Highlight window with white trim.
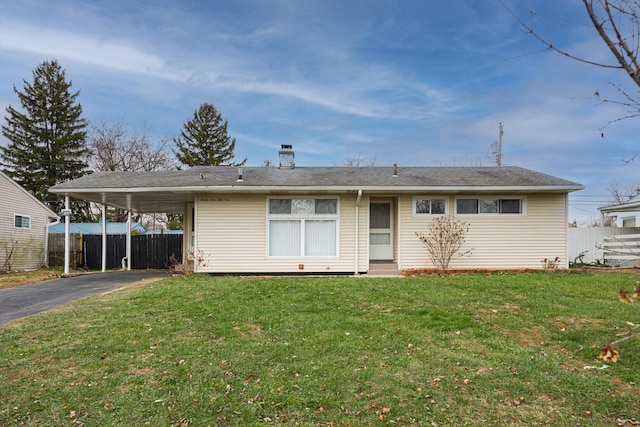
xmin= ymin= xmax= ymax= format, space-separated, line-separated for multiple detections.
xmin=268 ymin=198 xmax=338 ymax=257
xmin=455 ymin=198 xmax=523 ymax=215
xmin=14 ymin=214 xmax=31 ymax=229
xmin=622 ymin=216 xmax=636 ymax=227
xmin=413 ymin=197 xmax=447 ymax=216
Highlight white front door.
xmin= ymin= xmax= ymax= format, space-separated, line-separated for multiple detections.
xmin=369 ymin=201 xmax=393 ymax=260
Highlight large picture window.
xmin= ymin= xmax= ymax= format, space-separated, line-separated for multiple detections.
xmin=455 ymin=198 xmax=524 ymax=215
xmin=268 ymin=198 xmax=338 ymax=257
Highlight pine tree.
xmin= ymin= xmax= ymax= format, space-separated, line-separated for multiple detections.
xmin=173 ymin=103 xmax=245 ymax=167
xmin=1 ymin=60 xmax=91 ymax=218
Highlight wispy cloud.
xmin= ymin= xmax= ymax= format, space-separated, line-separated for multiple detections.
xmin=0 ymin=21 xmax=187 ymax=81
xmin=205 ymin=74 xmax=453 ymax=121
xmin=0 ymin=18 xmax=455 ymax=123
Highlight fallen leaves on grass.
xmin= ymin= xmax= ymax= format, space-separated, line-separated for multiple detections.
xmin=619 ymin=286 xmax=632 ymax=304
xmin=599 ymin=342 xmax=620 ymax=363
xmin=616 ymin=417 xmax=640 ymax=426
xmin=340 ymin=406 xmax=363 ymax=416
xmin=369 ymin=403 xmax=391 ymax=420
xmin=602 ymin=279 xmax=639 ymax=360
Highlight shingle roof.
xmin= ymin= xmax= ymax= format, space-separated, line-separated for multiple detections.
xmin=52 ymin=166 xmax=581 ymax=190
xmin=49 ymin=166 xmax=583 ymax=213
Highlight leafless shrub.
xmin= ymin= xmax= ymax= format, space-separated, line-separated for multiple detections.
xmin=541 ymin=257 xmax=561 ymax=269
xmin=415 ymin=215 xmax=473 ymax=270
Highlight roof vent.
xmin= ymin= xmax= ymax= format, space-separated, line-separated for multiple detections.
xmin=237 ymin=167 xmax=243 ymax=182
xmin=393 ymin=163 xmax=398 ymax=177
xmin=279 ymin=144 xmax=295 ymax=169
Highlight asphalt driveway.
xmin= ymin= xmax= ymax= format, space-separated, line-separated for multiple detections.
xmin=0 ymin=270 xmax=170 ymax=326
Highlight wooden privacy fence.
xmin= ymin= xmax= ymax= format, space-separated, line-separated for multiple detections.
xmin=48 ymin=233 xmax=182 ymax=270
xmin=47 ymin=233 xmax=83 ymax=268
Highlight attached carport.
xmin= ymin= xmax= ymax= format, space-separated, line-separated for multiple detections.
xmin=50 ymin=171 xmax=195 ymax=275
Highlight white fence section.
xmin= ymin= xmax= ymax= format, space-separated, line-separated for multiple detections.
xmin=568 ymin=227 xmax=640 ymax=265
xmin=601 ymin=233 xmax=640 ymax=267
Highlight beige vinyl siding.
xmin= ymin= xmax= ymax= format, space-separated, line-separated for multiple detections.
xmin=196 ymin=193 xmax=363 ymax=273
xmin=0 ymin=175 xmax=54 ymax=271
xmin=399 ymin=193 xmax=569 ymax=269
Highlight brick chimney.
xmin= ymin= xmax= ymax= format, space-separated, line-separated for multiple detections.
xmin=279 ymin=144 xmax=295 ymax=169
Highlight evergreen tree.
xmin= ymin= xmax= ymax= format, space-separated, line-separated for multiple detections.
xmin=173 ymin=103 xmax=245 ymax=167
xmin=1 ymin=60 xmax=91 ymax=218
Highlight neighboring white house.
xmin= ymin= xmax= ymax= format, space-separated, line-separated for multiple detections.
xmin=599 ymin=197 xmax=640 ymax=227
xmin=0 ymin=171 xmax=58 ymax=271
xmin=593 ymin=198 xmax=640 ymax=267
xmin=50 ymin=146 xmax=583 ymax=274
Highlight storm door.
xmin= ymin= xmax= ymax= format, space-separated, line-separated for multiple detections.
xmin=369 ymin=201 xmax=393 ymax=260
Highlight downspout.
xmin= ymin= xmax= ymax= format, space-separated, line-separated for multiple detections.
xmin=355 ymin=189 xmax=363 ymax=275
xmin=123 ymin=211 xmax=132 ymax=270
xmin=121 ymin=221 xmax=128 ymax=269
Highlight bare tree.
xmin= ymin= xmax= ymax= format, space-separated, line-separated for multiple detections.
xmin=501 ymin=0 xmax=640 ymax=126
xmin=608 ymin=182 xmax=640 ymax=204
xmin=344 ymin=155 xmax=376 ymax=167
xmin=585 ymin=215 xmax=617 ymax=227
xmin=89 ymin=121 xmax=175 ymax=225
xmin=89 ymin=121 xmax=175 ymax=173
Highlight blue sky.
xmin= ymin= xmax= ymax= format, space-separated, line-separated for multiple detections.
xmin=0 ymin=0 xmax=638 ymax=224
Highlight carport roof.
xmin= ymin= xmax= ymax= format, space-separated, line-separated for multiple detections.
xmin=49 ymin=165 xmax=583 ymax=213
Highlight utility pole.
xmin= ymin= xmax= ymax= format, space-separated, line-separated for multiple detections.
xmin=497 ymin=122 xmax=503 ymax=166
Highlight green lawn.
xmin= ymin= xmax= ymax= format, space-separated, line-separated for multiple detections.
xmin=1 ymin=272 xmax=638 ymax=426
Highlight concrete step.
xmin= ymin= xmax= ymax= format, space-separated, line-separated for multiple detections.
xmin=367 ymin=261 xmax=402 ymax=276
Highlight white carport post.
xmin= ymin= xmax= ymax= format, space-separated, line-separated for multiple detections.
xmin=101 ymin=205 xmax=107 ymax=272
xmin=126 ymin=211 xmax=132 ymax=271
xmin=64 ymin=196 xmax=70 ymax=275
